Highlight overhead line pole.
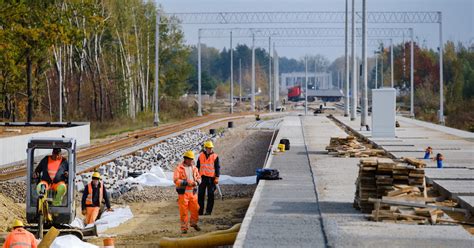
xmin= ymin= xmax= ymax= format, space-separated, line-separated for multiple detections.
xmin=438 ymin=12 xmax=445 ymax=124
xmin=269 ymin=36 xmax=272 ymax=112
xmin=197 ymin=28 xmax=203 ymax=116
xmin=361 ymin=0 xmax=368 ymax=127
xmin=350 ymin=0 xmax=357 ymax=121
xmin=305 ymin=56 xmax=308 ymax=116
xmin=410 ymin=28 xmax=415 ymax=117
xmin=230 ymin=31 xmax=234 ymax=114
xmin=344 ymin=0 xmax=350 ymax=117
xmin=390 ymin=38 xmax=394 ymax=88
xmin=154 ymin=12 xmax=160 ymax=126
xmin=251 ymin=33 xmax=256 ymax=112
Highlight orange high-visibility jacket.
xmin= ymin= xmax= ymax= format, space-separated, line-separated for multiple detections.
xmin=2 ymin=228 xmax=37 ymax=248
xmin=173 ymin=163 xmax=201 ymax=192
xmin=85 ymin=182 xmax=103 ymax=206
xmin=198 ymin=152 xmax=218 ymax=177
xmin=47 ymin=157 xmax=62 ymax=181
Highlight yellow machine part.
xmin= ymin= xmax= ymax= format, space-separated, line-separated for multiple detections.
xmin=159 ymin=223 xmax=241 ymax=248
xmin=38 ymin=227 xmax=60 ymax=248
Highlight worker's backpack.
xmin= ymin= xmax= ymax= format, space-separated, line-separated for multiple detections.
xmin=256 ymin=168 xmax=282 ymax=183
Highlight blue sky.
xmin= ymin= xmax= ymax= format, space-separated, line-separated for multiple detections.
xmin=157 ymin=0 xmax=473 ymax=60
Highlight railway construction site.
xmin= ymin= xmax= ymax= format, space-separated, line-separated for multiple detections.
xmin=1 ymin=104 xmax=473 ymax=247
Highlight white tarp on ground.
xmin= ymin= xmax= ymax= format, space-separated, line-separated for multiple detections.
xmin=125 ymin=167 xmax=256 ymax=186
xmin=51 ymin=235 xmax=98 ymax=248
xmin=70 ymin=206 xmax=133 ymax=234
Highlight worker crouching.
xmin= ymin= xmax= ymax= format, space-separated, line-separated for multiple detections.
xmin=197 ymin=140 xmax=220 ymax=215
xmin=174 ymin=150 xmax=202 ymax=234
xmin=81 ymin=172 xmax=113 ymax=225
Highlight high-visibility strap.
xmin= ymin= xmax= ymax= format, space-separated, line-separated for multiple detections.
xmin=9 ymin=241 xmax=32 ymax=248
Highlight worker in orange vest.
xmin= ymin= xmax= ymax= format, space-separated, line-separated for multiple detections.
xmin=197 ymin=140 xmax=220 ymax=215
xmin=2 ymin=220 xmax=37 ymax=248
xmin=173 ymin=150 xmax=202 ymax=234
xmin=81 ymin=172 xmax=113 ymax=224
xmin=32 ymin=148 xmax=68 ymax=206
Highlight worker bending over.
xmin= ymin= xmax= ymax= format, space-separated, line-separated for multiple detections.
xmin=81 ymin=172 xmax=113 ymax=224
xmin=33 ymin=148 xmax=68 ymax=206
xmin=2 ymin=220 xmax=37 ymax=248
xmin=423 ymin=146 xmax=432 ymax=159
xmin=197 ymin=141 xmax=220 ymax=215
xmin=173 ymin=151 xmax=202 ymax=234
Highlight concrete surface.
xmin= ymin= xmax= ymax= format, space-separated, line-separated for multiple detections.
xmin=235 ymin=115 xmax=326 ymax=248
xmin=433 ymin=180 xmax=474 ymax=197
xmin=303 ymin=115 xmax=474 ymax=247
xmin=425 ymin=168 xmax=474 ymax=184
xmin=457 ymin=196 xmax=474 ymax=214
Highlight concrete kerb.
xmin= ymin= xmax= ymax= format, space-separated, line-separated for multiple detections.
xmin=233 ymin=118 xmax=284 ymax=248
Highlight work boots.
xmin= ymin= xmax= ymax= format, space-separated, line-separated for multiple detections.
xmin=191 ymin=224 xmax=201 ymax=231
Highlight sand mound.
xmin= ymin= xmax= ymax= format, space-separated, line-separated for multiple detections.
xmin=0 ymin=193 xmax=25 ymax=232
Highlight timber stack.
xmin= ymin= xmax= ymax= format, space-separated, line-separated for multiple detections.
xmin=326 ymin=136 xmax=386 ymax=158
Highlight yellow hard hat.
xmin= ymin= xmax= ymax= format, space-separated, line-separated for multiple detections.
xmin=12 ymin=220 xmax=24 ymax=228
xmin=183 ymin=150 xmax=195 ymax=160
xmin=204 ymin=141 xmax=214 ymax=149
xmin=92 ymin=172 xmax=101 ymax=179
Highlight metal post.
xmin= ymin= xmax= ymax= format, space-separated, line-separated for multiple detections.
xmin=375 ymin=52 xmax=378 ymax=89
xmin=344 ymin=0 xmax=350 ymax=117
xmin=230 ymin=31 xmax=233 ymax=114
xmin=239 ymin=59 xmax=242 ymax=102
xmin=438 ymin=12 xmax=445 ymax=124
xmin=197 ymin=29 xmax=203 ymax=116
xmin=268 ymin=36 xmax=272 ymax=112
xmin=350 ymin=0 xmax=357 ymax=121
xmin=390 ymin=38 xmax=394 ymax=88
xmin=361 ymin=0 xmax=368 ymax=126
xmin=410 ymin=28 xmax=415 ymax=117
xmin=154 ymin=12 xmax=160 ymax=126
xmin=251 ymin=33 xmax=256 ymax=112
xmin=273 ymin=43 xmax=278 ymax=112
xmin=381 ymin=44 xmax=384 ymax=87
xmin=305 ymin=56 xmax=308 ymax=115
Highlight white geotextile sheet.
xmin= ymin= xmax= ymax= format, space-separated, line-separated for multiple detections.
xmin=70 ymin=206 xmax=133 ymax=233
xmin=51 ymin=235 xmax=98 ymax=248
xmin=124 ymin=166 xmax=256 ymax=186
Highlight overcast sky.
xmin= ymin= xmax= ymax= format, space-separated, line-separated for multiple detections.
xmin=157 ymin=0 xmax=474 ymax=61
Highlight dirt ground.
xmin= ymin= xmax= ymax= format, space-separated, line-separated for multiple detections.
xmin=0 ymin=193 xmax=25 ymax=232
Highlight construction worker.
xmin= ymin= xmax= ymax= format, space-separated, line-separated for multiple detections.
xmin=197 ymin=140 xmax=220 ymax=215
xmin=173 ymin=150 xmax=202 ymax=234
xmin=32 ymin=148 xmax=68 ymax=206
xmin=2 ymin=220 xmax=37 ymax=248
xmin=423 ymin=146 xmax=433 ymax=159
xmin=81 ymin=172 xmax=113 ymax=225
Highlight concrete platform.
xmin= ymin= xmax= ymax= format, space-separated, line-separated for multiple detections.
xmin=457 ymin=196 xmax=474 ymax=214
xmin=332 ymin=114 xmax=474 ymax=219
xmin=433 ymin=180 xmax=474 ymax=197
xmin=425 ymin=168 xmax=474 ymax=184
xmin=236 ymin=114 xmax=474 ymax=247
xmin=235 ymin=115 xmax=326 ymax=247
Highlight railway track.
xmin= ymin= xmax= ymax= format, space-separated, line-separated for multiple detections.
xmin=0 ymin=113 xmax=250 ymax=181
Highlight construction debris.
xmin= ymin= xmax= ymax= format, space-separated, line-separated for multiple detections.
xmin=353 ymin=158 xmax=426 ymax=213
xmin=326 ymin=136 xmax=385 ymax=158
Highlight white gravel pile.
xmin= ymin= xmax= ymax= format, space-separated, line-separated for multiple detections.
xmin=76 ymin=130 xmax=221 ymax=198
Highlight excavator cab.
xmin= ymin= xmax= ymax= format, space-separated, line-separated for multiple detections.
xmin=24 ymin=137 xmax=98 ymax=239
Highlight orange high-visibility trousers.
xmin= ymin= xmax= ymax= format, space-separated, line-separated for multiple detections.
xmin=85 ymin=206 xmax=100 ymax=224
xmin=178 ymin=192 xmax=200 ymax=231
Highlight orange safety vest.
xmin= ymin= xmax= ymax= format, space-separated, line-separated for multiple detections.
xmin=173 ymin=163 xmax=201 ymax=192
xmin=3 ymin=228 xmax=37 ymax=248
xmin=198 ymin=152 xmax=218 ymax=177
xmin=47 ymin=156 xmax=62 ymax=181
xmin=85 ymin=182 xmax=103 ymax=206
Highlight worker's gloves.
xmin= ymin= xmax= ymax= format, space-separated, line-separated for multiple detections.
xmin=81 ymin=209 xmax=86 ymax=215
xmin=214 ymin=177 xmax=219 ymax=185
xmin=187 ymin=180 xmax=197 ymax=187
xmin=32 ymin=172 xmax=39 ymax=179
xmin=106 ymin=208 xmax=114 ymax=212
xmin=181 ymin=180 xmax=188 ymax=186
xmin=64 ymin=171 xmax=69 ymax=177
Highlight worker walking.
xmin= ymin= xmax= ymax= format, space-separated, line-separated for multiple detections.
xmin=173 ymin=151 xmax=202 ymax=234
xmin=423 ymin=146 xmax=432 ymax=159
xmin=32 ymin=148 xmax=68 ymax=206
xmin=81 ymin=172 xmax=113 ymax=225
xmin=2 ymin=220 xmax=37 ymax=248
xmin=197 ymin=140 xmax=220 ymax=215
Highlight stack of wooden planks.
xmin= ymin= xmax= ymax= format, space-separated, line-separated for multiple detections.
xmin=354 ymin=158 xmax=426 ymax=213
xmin=326 ymin=136 xmax=386 ymax=158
